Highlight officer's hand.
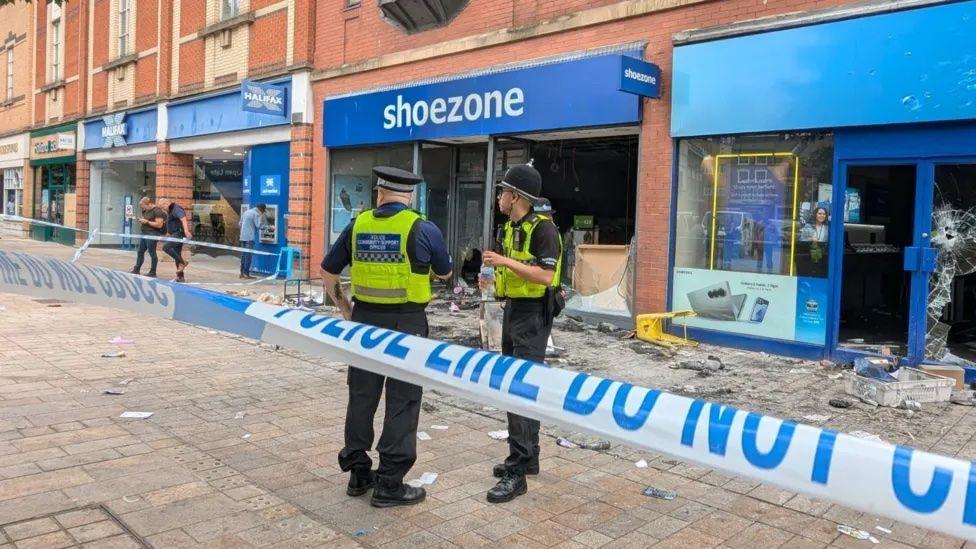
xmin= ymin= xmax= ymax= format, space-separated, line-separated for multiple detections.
xmin=482 ymin=251 xmax=505 ymax=267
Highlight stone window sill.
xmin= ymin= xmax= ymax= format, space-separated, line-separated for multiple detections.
xmin=102 ymin=53 xmax=138 ymax=72
xmin=199 ymin=12 xmax=256 ymax=39
xmin=40 ymin=80 xmax=65 ymax=93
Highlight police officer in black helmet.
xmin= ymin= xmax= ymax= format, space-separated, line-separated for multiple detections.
xmin=321 ymin=166 xmax=453 ymax=508
xmin=481 ymin=163 xmax=563 ymax=503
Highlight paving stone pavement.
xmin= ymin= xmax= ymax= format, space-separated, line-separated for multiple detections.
xmin=0 ymin=292 xmax=972 ymax=548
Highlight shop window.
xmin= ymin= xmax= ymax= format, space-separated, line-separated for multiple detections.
xmin=329 ymin=145 xmax=413 ymax=245
xmin=194 ymin=160 xmax=244 ymax=250
xmin=6 ymin=48 xmax=13 ymax=100
xmin=50 ymin=18 xmax=61 ymax=82
xmin=672 ymin=133 xmax=834 ymax=344
xmin=118 ymin=0 xmax=130 ymax=57
xmin=221 ymin=0 xmax=240 ymax=20
xmin=3 ymin=167 xmax=23 ymax=216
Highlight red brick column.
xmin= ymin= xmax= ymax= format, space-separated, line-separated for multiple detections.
xmin=155 ymin=142 xmax=194 ymax=206
xmin=74 ymin=152 xmax=90 ymax=244
xmin=288 ymin=124 xmax=314 ymax=279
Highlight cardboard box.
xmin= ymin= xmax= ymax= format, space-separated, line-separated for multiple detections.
xmin=920 ymin=364 xmax=966 ymax=390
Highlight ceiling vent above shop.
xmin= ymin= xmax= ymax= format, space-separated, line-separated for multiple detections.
xmin=379 ymin=0 xmax=469 ymax=34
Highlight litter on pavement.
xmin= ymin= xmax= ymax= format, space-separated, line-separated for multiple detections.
xmin=635 ymin=459 xmax=648 ymax=468
xmin=642 ymin=486 xmax=677 ymax=500
xmin=406 ymin=472 xmax=439 ymax=488
xmin=102 ymin=388 xmax=125 ymax=395
xmin=109 ymin=336 xmax=134 ymax=345
xmin=101 ymin=351 xmax=126 ymax=358
xmin=837 ymin=525 xmax=871 ymax=540
xmin=119 ymin=411 xmax=153 ymax=419
xmin=416 ymin=431 xmax=432 ymax=441
xmin=488 ymin=430 xmax=509 ymax=440
xmin=430 ymin=425 xmax=449 ymax=430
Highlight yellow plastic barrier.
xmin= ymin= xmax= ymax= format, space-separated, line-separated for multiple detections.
xmin=636 ymin=311 xmax=698 ymax=349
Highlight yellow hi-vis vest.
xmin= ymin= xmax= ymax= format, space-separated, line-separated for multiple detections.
xmin=350 ymin=208 xmax=432 ymax=305
xmin=495 ymin=213 xmax=563 ymax=299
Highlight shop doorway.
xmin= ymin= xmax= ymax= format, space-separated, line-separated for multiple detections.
xmin=835 ymin=159 xmax=976 ymax=365
xmin=34 ymin=164 xmax=76 ymax=246
xmin=837 ymin=165 xmax=917 ymax=357
xmin=420 ymin=143 xmax=489 ymax=284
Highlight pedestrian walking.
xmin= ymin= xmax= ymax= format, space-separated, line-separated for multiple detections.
xmin=481 ymin=163 xmax=564 ymax=503
xmin=320 ymin=166 xmax=453 ymax=508
xmin=239 ymin=203 xmax=267 ymax=279
xmin=158 ymin=198 xmax=192 ymax=283
xmin=130 ymin=197 xmax=166 ymax=277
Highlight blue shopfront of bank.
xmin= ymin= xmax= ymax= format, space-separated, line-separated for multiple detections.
xmin=169 ymin=79 xmax=292 ymax=275
xmin=669 ymin=0 xmax=976 ymax=371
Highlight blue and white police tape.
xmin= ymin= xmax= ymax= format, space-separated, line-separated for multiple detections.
xmin=1 ymin=249 xmax=975 ymax=541
xmin=0 ymin=214 xmax=277 ymax=256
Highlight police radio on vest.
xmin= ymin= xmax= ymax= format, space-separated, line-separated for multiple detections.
xmin=383 ymin=89 xmax=525 ymax=130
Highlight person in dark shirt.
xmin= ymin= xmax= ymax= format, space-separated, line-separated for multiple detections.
xmin=158 ymin=198 xmax=193 ymax=283
xmin=320 ymin=166 xmax=452 ymax=508
xmin=130 ymin=197 xmax=166 ymax=277
xmin=481 ymin=163 xmax=563 ymax=504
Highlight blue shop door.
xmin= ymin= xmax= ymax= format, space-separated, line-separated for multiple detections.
xmin=831 ymin=125 xmax=976 ymax=368
xmin=243 ymin=142 xmax=290 ymax=275
xmin=832 ymin=159 xmax=976 ymax=366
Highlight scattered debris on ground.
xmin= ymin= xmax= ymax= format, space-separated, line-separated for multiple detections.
xmin=642 ymin=486 xmax=677 ymax=500
xmin=101 ymin=351 xmax=126 ymax=358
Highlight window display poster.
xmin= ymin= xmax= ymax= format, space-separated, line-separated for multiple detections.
xmin=331 ymin=175 xmax=371 ymax=243
xmin=671 ymin=267 xmax=827 ymax=344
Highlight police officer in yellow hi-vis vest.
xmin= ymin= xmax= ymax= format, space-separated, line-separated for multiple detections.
xmin=481 ymin=163 xmax=563 ymax=503
xmin=320 ymin=166 xmax=453 ymax=508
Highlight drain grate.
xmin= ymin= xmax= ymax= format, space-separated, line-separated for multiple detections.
xmin=0 ymin=504 xmax=148 ymax=548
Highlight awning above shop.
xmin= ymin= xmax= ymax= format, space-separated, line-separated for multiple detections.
xmin=323 ymin=45 xmax=654 ymax=148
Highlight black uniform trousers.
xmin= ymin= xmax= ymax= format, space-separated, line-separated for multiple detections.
xmin=501 ymin=299 xmax=552 ymax=476
xmin=338 ymin=305 xmax=427 ymax=485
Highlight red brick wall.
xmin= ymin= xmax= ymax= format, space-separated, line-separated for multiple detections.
xmin=32 ymin=2 xmax=47 ymax=125
xmin=135 ymin=55 xmax=159 ymax=103
xmin=180 ymin=0 xmax=206 ymax=33
xmin=136 ymin=0 xmax=159 ymax=52
xmin=249 ymin=11 xmax=288 ymax=77
xmin=155 ymin=143 xmax=194 ymax=207
xmin=288 ymin=124 xmax=314 ymax=278
xmin=310 ymin=0 xmax=857 ymax=313
xmin=178 ymin=40 xmax=205 ymax=94
xmin=75 ymin=153 xmax=90 ymax=240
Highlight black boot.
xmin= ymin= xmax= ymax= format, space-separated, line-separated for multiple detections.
xmin=493 ymin=462 xmax=539 ymax=478
xmin=346 ymin=469 xmax=376 ymax=497
xmin=486 ymin=473 xmax=527 ymax=503
xmin=370 ymin=480 xmax=426 ymax=508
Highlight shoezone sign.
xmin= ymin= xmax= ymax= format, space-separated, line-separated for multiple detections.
xmin=2 ymin=250 xmax=976 ymax=541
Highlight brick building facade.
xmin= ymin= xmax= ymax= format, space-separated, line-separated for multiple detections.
xmin=8 ymin=0 xmax=971 ymax=364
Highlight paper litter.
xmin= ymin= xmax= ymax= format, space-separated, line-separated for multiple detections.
xmin=119 ymin=411 xmax=153 ymax=419
xmin=430 ymin=425 xmax=449 ymax=430
xmin=802 ymin=415 xmax=831 ymax=423
xmin=234 ymin=411 xmax=246 ymax=420
xmin=101 ymin=351 xmax=126 ymax=358
xmin=109 ymin=336 xmax=134 ymax=345
xmin=119 ymin=378 xmax=134 ymax=385
xmin=848 ymin=431 xmax=885 ymax=444
xmin=488 ymin=430 xmax=509 ymax=440
xmin=406 ymin=471 xmax=439 ymax=488
xmin=837 ymin=525 xmax=871 ymax=540
xmin=242 ymin=433 xmax=252 ymax=439
xmin=875 ymin=526 xmax=892 ymax=534
xmin=635 ymin=459 xmax=648 ymax=468
xmin=417 ymin=431 xmax=432 ymax=441
xmin=102 ymin=388 xmax=125 ymax=395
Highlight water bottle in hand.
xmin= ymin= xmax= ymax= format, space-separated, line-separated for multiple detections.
xmin=479 ymin=265 xmax=495 ymax=301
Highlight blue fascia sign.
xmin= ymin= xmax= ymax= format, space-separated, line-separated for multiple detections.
xmin=323 ymin=52 xmax=643 ymax=147
xmin=259 ymin=174 xmax=281 ymax=196
xmin=241 ymin=80 xmax=288 ymax=117
xmin=619 ymin=57 xmax=661 ymax=99
xmin=101 ymin=112 xmax=128 ymax=148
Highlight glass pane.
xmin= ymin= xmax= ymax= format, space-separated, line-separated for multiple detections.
xmin=421 ymin=144 xmax=451 ymax=245
xmin=329 ymin=145 xmax=413 ymax=245
xmin=193 ymin=160 xmax=244 ymax=251
xmin=928 ymin=163 xmax=976 ymax=362
xmin=838 ymin=165 xmax=916 ymax=356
